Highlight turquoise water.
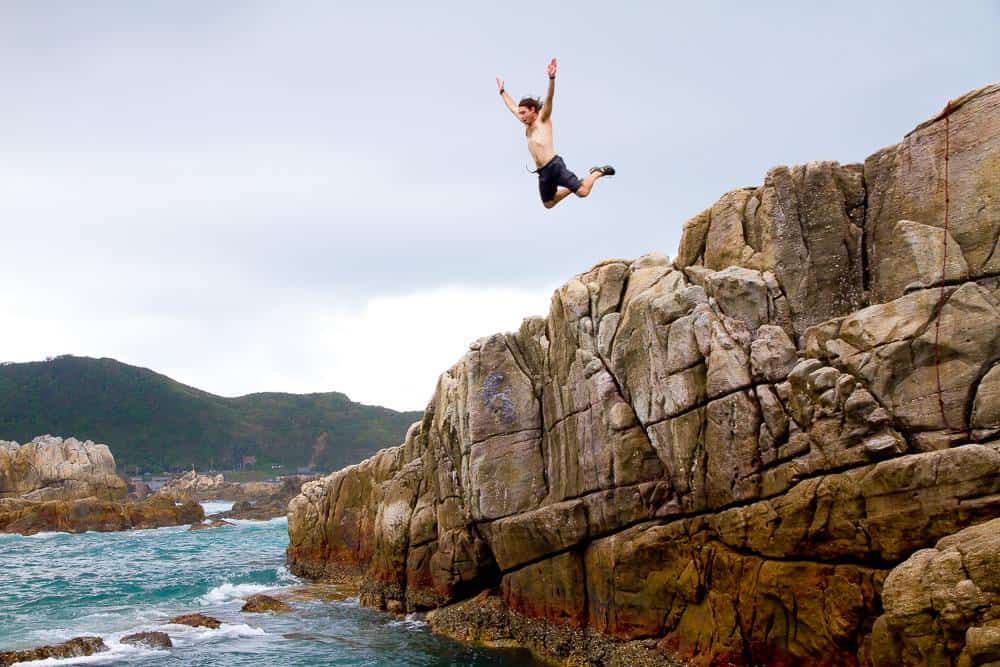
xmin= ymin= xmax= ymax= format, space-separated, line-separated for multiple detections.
xmin=0 ymin=502 xmax=542 ymax=666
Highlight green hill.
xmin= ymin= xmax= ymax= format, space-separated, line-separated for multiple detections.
xmin=0 ymin=356 xmax=423 ymax=473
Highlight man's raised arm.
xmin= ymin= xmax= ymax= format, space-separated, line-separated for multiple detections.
xmin=540 ymin=58 xmax=556 ymax=122
xmin=497 ymin=76 xmax=518 ymax=117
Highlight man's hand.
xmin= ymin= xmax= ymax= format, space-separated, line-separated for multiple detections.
xmin=496 ymin=76 xmax=505 ymax=93
xmin=546 ymin=58 xmax=557 ymax=79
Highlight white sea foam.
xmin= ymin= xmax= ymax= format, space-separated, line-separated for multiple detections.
xmin=274 ymin=565 xmax=299 ymax=584
xmin=200 ymin=501 xmax=234 ymax=515
xmin=163 ymin=621 xmax=267 ymax=645
xmin=197 ymin=581 xmax=274 ymax=605
xmin=228 ymin=516 xmax=288 ymax=527
xmin=388 ymin=613 xmax=429 ymax=631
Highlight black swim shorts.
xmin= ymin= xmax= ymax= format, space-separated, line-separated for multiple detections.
xmin=536 ymin=155 xmax=581 ymax=203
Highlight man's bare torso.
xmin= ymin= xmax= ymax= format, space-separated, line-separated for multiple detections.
xmin=526 ymin=119 xmax=555 ymax=168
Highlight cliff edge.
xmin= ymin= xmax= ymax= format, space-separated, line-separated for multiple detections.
xmin=287 ymin=84 xmax=1000 ymax=666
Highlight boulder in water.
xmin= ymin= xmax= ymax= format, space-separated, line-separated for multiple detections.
xmin=166 ymin=613 xmax=221 ymax=629
xmin=120 ymin=631 xmax=172 ymax=649
xmin=0 ymin=636 xmax=108 ymax=666
xmin=241 ymin=594 xmax=292 ymax=613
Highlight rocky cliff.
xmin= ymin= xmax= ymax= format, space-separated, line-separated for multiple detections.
xmin=0 ymin=435 xmax=126 ymax=502
xmin=0 ymin=435 xmax=203 ymax=534
xmin=286 ymin=84 xmax=1000 ymax=666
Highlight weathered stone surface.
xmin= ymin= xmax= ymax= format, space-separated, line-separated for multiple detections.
xmin=0 ymin=435 xmax=125 ymax=501
xmin=807 ymin=282 xmax=1000 ymax=432
xmin=870 ymin=518 xmax=1000 ymax=667
xmin=0 ymin=636 xmax=108 ymax=666
xmin=286 ymin=86 xmax=1000 ymax=667
xmin=675 ymin=162 xmax=866 ymax=336
xmin=0 ymin=488 xmax=204 ymax=535
xmin=866 ymin=84 xmax=1000 ymax=302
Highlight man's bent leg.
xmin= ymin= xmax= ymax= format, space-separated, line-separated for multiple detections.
xmin=543 ymin=187 xmax=575 ymax=209
xmin=575 ymin=170 xmax=605 ymax=198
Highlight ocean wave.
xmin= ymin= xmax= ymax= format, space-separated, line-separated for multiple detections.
xmin=196 ymin=581 xmax=274 ymax=605
xmin=164 ymin=621 xmax=268 ymax=645
xmin=25 ymin=531 xmax=67 ymax=539
xmin=227 ymin=516 xmax=288 ymax=527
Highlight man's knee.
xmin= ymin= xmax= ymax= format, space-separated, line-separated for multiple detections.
xmin=575 ymin=185 xmax=591 ymax=198
xmin=543 ymin=200 xmax=557 ymax=209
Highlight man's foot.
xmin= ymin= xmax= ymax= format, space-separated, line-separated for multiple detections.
xmin=589 ymin=165 xmax=616 ymax=176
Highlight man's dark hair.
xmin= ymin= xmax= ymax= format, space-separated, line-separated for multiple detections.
xmin=518 ymin=97 xmax=541 ymax=112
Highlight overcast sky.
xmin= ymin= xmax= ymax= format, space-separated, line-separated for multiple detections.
xmin=1 ymin=2 xmax=997 ymax=411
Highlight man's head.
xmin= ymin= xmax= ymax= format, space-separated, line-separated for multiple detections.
xmin=517 ymin=97 xmax=541 ymax=125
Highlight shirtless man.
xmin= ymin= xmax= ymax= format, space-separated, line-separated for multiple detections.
xmin=497 ymin=58 xmax=615 ymax=209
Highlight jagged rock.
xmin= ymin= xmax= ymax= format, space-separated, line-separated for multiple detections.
xmin=676 ymin=161 xmax=867 ymax=336
xmin=0 ymin=636 xmax=108 ymax=666
xmin=870 ymin=518 xmax=1000 ymax=667
xmin=120 ymin=631 xmax=172 ymax=649
xmin=158 ymin=470 xmax=234 ymax=502
xmin=286 ymin=86 xmax=1000 ymax=667
xmin=0 ymin=435 xmax=126 ymax=501
xmin=241 ymin=594 xmax=292 ymax=613
xmin=166 ymin=613 xmax=221 ymax=629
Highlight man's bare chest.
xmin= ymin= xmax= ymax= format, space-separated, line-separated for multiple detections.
xmin=526 ymin=123 xmax=552 ymax=146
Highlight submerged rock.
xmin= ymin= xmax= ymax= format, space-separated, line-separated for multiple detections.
xmin=0 ymin=636 xmax=108 ymax=666
xmin=241 ymin=594 xmax=292 ymax=613
xmin=120 ymin=631 xmax=172 ymax=649
xmin=166 ymin=613 xmax=221 ymax=629
xmin=286 ymin=85 xmax=1000 ymax=666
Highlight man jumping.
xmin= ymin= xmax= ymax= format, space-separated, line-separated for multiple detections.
xmin=497 ymin=58 xmax=615 ymax=209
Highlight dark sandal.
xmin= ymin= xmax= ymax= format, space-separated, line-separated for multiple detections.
xmin=589 ymin=165 xmax=616 ymax=176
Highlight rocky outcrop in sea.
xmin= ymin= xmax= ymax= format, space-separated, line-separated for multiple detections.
xmin=286 ymin=84 xmax=1000 ymax=666
xmin=0 ymin=435 xmax=203 ymax=534
xmin=161 ymin=470 xmax=317 ymax=520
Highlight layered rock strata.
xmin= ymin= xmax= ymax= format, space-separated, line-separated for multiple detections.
xmin=287 ymin=84 xmax=1000 ymax=666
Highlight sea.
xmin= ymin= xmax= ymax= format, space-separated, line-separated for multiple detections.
xmin=0 ymin=501 xmax=544 ymax=666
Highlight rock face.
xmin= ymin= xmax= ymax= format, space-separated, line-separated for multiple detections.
xmin=870 ymin=517 xmax=1000 ymax=667
xmin=0 ymin=435 xmax=204 ymax=534
xmin=287 ymin=85 xmax=1000 ymax=666
xmin=0 ymin=435 xmax=126 ymax=501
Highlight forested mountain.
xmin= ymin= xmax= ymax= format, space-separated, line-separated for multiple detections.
xmin=0 ymin=356 xmax=422 ymax=473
